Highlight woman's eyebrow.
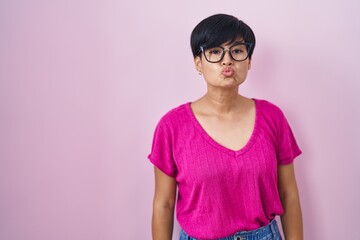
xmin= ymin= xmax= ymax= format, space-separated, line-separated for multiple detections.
xmin=221 ymin=40 xmax=245 ymax=47
xmin=232 ymin=40 xmax=246 ymax=45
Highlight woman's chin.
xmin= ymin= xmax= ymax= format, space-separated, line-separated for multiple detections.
xmin=221 ymin=77 xmax=243 ymax=87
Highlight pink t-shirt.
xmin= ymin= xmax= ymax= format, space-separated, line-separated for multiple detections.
xmin=148 ymin=98 xmax=302 ymax=239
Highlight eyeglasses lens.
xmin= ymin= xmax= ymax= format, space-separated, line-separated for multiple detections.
xmin=203 ymin=44 xmax=250 ymax=63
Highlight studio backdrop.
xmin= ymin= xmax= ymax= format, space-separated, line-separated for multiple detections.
xmin=0 ymin=0 xmax=359 ymax=239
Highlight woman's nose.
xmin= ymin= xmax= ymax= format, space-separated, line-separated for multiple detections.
xmin=221 ymin=49 xmax=233 ymax=65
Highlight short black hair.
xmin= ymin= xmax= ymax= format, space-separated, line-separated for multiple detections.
xmin=190 ymin=14 xmax=256 ymax=59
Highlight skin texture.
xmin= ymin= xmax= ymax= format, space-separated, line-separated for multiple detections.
xmin=152 ymin=167 xmax=177 ymax=240
xmin=278 ymin=163 xmax=304 ymax=240
xmin=151 ymin=41 xmax=303 ymax=240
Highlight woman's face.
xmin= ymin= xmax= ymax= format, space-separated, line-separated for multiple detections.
xmin=194 ymin=40 xmax=252 ymax=89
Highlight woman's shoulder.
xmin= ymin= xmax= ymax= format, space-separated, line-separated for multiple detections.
xmin=162 ymin=102 xmax=190 ymax=119
xmin=156 ymin=102 xmax=191 ymax=128
xmin=254 ymin=98 xmax=286 ymax=119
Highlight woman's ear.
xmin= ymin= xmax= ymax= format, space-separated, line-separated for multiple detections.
xmin=194 ymin=56 xmax=202 ymax=74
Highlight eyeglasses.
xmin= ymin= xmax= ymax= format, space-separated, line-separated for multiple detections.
xmin=200 ymin=43 xmax=253 ymax=63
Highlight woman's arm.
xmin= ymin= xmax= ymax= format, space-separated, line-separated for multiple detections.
xmin=278 ymin=163 xmax=303 ymax=240
xmin=152 ymin=166 xmax=177 ymax=240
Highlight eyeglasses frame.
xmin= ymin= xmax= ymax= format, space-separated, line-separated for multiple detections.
xmin=199 ymin=42 xmax=253 ymax=63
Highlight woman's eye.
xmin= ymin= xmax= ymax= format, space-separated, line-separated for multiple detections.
xmin=232 ymin=49 xmax=244 ymax=54
xmin=210 ymin=50 xmax=221 ymax=55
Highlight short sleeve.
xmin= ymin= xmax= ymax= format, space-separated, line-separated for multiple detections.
xmin=148 ymin=118 xmax=177 ymax=177
xmin=275 ymin=109 xmax=302 ymax=165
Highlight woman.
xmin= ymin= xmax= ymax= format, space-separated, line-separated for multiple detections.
xmin=149 ymin=14 xmax=303 ymax=240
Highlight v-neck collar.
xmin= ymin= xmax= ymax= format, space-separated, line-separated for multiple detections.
xmin=185 ymin=98 xmax=260 ymax=157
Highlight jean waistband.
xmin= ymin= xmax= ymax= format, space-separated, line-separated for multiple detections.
xmin=180 ymin=219 xmax=281 ymax=240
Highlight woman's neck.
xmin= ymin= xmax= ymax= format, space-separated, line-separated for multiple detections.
xmin=200 ymin=88 xmax=245 ymax=115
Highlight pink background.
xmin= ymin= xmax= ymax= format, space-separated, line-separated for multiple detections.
xmin=0 ymin=0 xmax=359 ymax=239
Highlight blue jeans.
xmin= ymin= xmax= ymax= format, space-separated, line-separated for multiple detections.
xmin=179 ymin=219 xmax=282 ymax=240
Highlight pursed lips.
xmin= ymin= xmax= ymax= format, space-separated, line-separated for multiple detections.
xmin=221 ymin=67 xmax=234 ymax=77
